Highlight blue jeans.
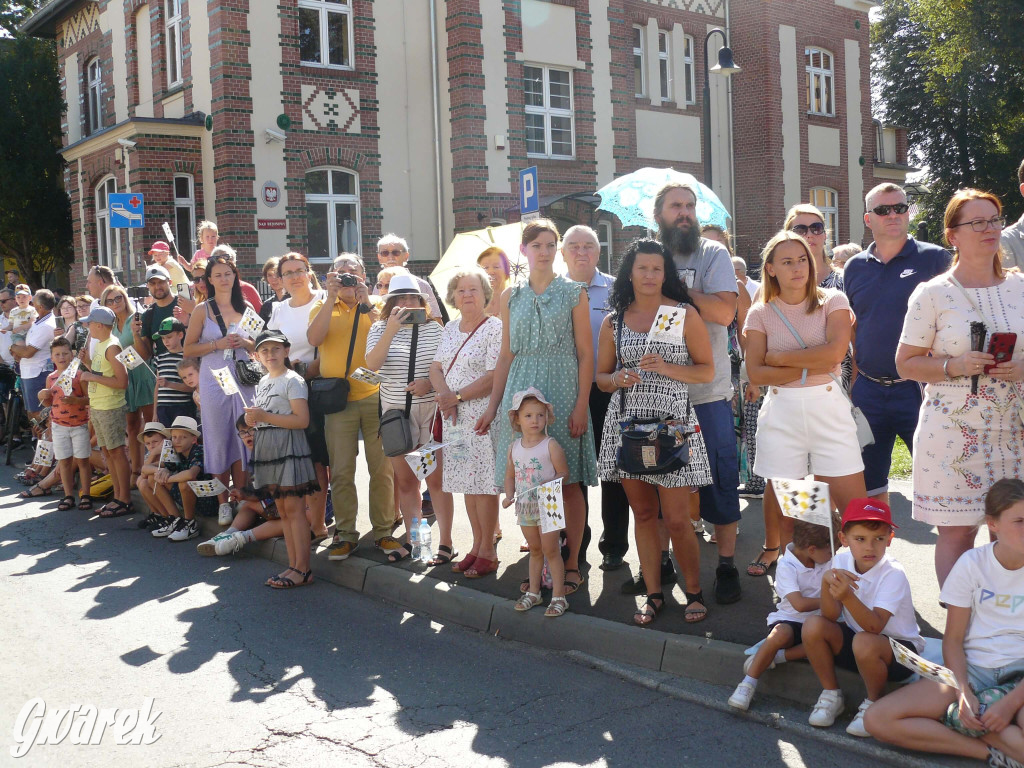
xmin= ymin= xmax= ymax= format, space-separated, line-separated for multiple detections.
xmin=695 ymin=398 xmax=742 ymax=525
xmin=851 ymin=377 xmax=923 ymax=496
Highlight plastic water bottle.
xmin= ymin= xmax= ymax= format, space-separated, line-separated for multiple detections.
xmin=418 ymin=517 xmax=432 ymax=562
xmin=409 ymin=517 xmax=421 ymax=560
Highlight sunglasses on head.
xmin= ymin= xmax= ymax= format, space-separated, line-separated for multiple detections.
xmin=871 ymin=203 xmax=909 ymax=216
xmin=791 ymin=222 xmax=825 ymax=236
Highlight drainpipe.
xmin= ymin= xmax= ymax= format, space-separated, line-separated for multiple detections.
xmin=429 ymin=0 xmax=445 ymax=259
xmin=725 ymin=0 xmax=738 ymax=245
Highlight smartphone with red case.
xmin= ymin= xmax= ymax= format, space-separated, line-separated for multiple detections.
xmin=985 ymin=332 xmax=1017 ymax=374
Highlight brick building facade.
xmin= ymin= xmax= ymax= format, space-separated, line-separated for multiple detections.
xmin=24 ymin=0 xmax=912 ymax=292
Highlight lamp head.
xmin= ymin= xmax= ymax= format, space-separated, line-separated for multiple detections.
xmin=711 ymin=46 xmax=741 ymax=77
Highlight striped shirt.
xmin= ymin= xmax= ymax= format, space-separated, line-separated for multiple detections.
xmin=365 ymin=320 xmax=443 ymax=408
xmin=153 ymin=350 xmax=191 ymax=405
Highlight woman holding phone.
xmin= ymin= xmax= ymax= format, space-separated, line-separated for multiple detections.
xmin=897 ymin=188 xmax=1024 ymax=587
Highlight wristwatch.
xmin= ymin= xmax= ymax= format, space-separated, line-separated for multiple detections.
xmin=455 ymin=390 xmax=463 ymax=402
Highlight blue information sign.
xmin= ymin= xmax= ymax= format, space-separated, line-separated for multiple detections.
xmin=108 ymin=193 xmax=145 ymax=229
xmin=519 ymin=166 xmax=539 ymax=216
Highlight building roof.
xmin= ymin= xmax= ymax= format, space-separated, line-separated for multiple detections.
xmin=60 ymin=114 xmax=206 ymax=161
xmin=19 ymin=0 xmax=83 ymax=37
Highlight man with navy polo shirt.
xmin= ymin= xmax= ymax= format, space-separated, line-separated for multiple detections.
xmin=844 ymin=182 xmax=950 ymax=506
xmin=655 ymin=182 xmax=742 ymax=604
xmin=563 ymin=224 xmax=627 ymax=570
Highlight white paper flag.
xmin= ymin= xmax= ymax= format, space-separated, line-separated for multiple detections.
xmin=187 ymin=478 xmax=228 ymax=497
xmin=115 ymin=345 xmax=145 ymax=370
xmin=159 ymin=439 xmax=176 ymax=466
xmin=161 ymin=221 xmax=175 ymax=244
xmin=890 ymin=638 xmax=960 ymax=689
xmin=32 ymin=439 xmax=54 ymax=467
xmin=211 ymin=366 xmax=240 ymax=396
xmin=647 ymin=305 xmax=686 ymax=347
xmin=238 ymin=306 xmax=265 ymax=338
xmin=350 ymin=366 xmax=382 ymax=385
xmin=538 ymin=478 xmax=565 ymax=534
xmin=775 ymin=477 xmax=833 ymax=528
xmin=405 ymin=447 xmax=440 ymax=480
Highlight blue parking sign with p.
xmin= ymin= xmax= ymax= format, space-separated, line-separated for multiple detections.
xmin=108 ymin=193 xmax=145 ymax=229
xmin=519 ymin=167 xmax=539 ymax=215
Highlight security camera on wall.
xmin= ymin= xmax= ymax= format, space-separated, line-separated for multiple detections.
xmin=117 ymin=138 xmax=137 ymax=149
xmin=265 ymin=128 xmax=286 ymax=144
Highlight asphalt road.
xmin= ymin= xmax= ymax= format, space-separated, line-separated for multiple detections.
xmin=0 ymin=470 xmax=905 ymax=768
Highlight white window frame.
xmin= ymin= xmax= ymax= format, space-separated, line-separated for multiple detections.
xmin=633 ymin=25 xmax=646 ymax=98
xmin=658 ymin=31 xmax=671 ymax=102
xmin=166 ymin=0 xmax=183 ymax=88
xmin=298 ymin=0 xmax=354 ymax=70
xmin=805 ymin=47 xmax=835 ymax=117
xmin=874 ymin=121 xmax=885 ymax=163
xmin=86 ymin=57 xmax=101 ymax=135
xmin=598 ymin=220 xmax=613 ymax=273
xmin=683 ymin=34 xmax=695 ymax=105
xmin=810 ymin=187 xmax=839 ymax=248
xmin=95 ymin=176 xmax=121 ymax=271
xmin=173 ymin=174 xmax=195 ymax=255
xmin=304 ymin=168 xmax=361 ymax=264
xmin=524 ymin=64 xmax=575 ymax=160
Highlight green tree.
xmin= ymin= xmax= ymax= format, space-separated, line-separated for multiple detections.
xmin=872 ymin=0 xmax=1024 ymax=229
xmin=0 ymin=1 xmax=72 ymax=288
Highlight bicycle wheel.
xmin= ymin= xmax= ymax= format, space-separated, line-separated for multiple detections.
xmin=5 ymin=393 xmax=22 ymax=466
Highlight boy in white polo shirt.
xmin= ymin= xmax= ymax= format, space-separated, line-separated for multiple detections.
xmin=728 ymin=520 xmax=835 ymax=711
xmin=802 ymin=498 xmax=923 ymax=736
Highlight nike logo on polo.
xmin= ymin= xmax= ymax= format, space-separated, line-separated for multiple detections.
xmin=900 ymin=269 xmax=916 ymax=278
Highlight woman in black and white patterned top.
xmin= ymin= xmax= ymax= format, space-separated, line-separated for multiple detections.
xmin=595 ymin=238 xmax=714 ymax=628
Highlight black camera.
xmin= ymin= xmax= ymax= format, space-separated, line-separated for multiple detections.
xmin=339 ymin=273 xmax=358 ymax=287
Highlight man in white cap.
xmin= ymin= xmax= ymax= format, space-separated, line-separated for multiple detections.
xmin=147 ymin=240 xmax=189 ymax=295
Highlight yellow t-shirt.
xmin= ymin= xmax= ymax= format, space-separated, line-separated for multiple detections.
xmin=88 ymin=335 xmax=127 ymax=410
xmin=308 ymin=297 xmax=378 ymax=402
xmin=160 ymin=260 xmax=189 ymax=295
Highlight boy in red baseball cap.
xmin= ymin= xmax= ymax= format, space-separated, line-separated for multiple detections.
xmin=801 ymin=498 xmax=924 ymax=737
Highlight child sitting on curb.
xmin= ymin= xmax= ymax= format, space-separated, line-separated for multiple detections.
xmin=197 ymin=416 xmax=283 ymax=557
xmin=150 ymin=416 xmax=207 ymax=542
xmin=802 ymin=499 xmax=923 ymax=736
xmin=729 ymin=518 xmax=836 ymax=711
xmin=136 ymin=422 xmax=178 ymax=531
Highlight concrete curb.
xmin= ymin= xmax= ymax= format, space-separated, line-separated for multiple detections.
xmin=197 ymin=516 xmax=867 ymax=708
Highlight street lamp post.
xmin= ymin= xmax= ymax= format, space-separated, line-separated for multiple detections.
xmin=702 ymin=28 xmax=741 ymax=190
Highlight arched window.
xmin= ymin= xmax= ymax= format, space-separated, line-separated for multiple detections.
xmin=304 ymin=168 xmax=360 ymax=263
xmin=86 ymin=57 xmax=102 ymax=134
xmin=810 ymin=187 xmax=839 ymax=248
xmin=95 ymin=176 xmax=121 ymax=269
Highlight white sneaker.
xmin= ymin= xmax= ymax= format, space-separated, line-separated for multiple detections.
xmin=214 ymin=530 xmax=246 ymax=555
xmin=168 ymin=518 xmax=199 ymax=542
xmin=197 ymin=531 xmax=235 ymax=556
xmin=846 ymin=699 xmax=872 ymax=737
xmin=151 ymin=517 xmax=179 ymax=538
xmin=218 ymin=502 xmax=234 ymax=525
xmin=728 ymin=680 xmax=757 ymax=711
xmin=808 ymin=689 xmax=845 ymax=727
xmin=743 ymin=653 xmax=775 ymax=676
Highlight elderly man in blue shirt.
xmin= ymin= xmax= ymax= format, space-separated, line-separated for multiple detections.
xmin=562 ymin=224 xmax=628 ymax=571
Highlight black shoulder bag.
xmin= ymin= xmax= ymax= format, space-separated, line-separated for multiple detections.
xmin=613 ymin=312 xmax=693 ymax=475
xmin=208 ymin=300 xmax=266 ymax=386
xmin=379 ymin=324 xmax=419 ymax=457
xmin=308 ymin=308 xmax=360 ymax=416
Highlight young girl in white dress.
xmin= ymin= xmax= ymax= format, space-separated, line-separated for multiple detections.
xmin=502 ymin=387 xmax=570 ymax=617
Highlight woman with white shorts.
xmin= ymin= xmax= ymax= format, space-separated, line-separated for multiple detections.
xmin=744 ymin=231 xmax=866 ymax=534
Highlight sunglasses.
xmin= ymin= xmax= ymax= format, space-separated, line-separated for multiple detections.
xmin=791 ymin=222 xmax=825 ymax=236
xmin=378 ymin=249 xmax=405 ymax=257
xmin=871 ymin=203 xmax=910 ymax=216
